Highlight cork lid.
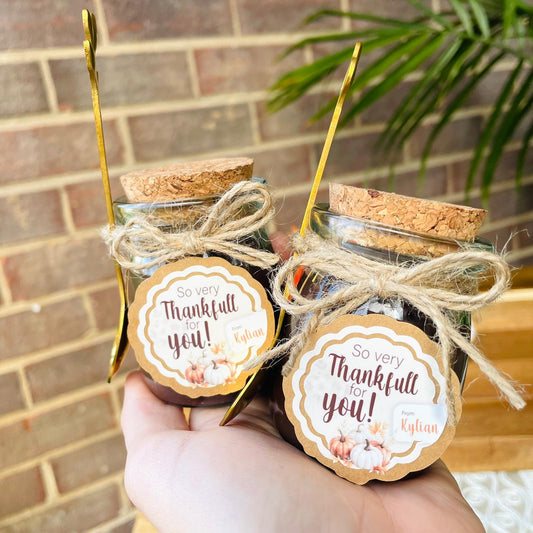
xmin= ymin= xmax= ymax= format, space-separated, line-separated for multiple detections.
xmin=329 ymin=183 xmax=487 ymax=242
xmin=120 ymin=157 xmax=254 ymax=203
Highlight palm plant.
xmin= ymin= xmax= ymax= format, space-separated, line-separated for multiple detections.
xmin=268 ymin=0 xmax=533 ymax=201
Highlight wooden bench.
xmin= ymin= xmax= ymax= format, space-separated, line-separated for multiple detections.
xmin=443 ymin=267 xmax=533 ymax=472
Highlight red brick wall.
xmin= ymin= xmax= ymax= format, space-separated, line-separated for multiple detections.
xmin=0 ymin=1 xmax=532 ymax=531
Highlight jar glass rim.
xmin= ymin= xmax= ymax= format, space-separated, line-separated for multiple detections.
xmin=114 ymin=194 xmax=217 ymax=217
xmin=113 ymin=176 xmax=267 ymax=223
xmin=310 ymin=204 xmax=493 ymax=259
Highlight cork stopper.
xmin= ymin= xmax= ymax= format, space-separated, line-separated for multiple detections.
xmin=120 ymin=157 xmax=254 ymax=203
xmin=329 ymin=184 xmax=487 ymax=258
xmin=330 ymin=184 xmax=486 ymax=241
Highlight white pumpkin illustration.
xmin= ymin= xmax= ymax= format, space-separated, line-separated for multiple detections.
xmin=352 ymin=424 xmax=370 ymax=444
xmin=350 ymin=440 xmax=384 ymax=471
xmin=197 ymin=349 xmax=214 ymax=368
xmin=203 ymin=360 xmax=232 ymax=386
xmin=214 ymin=357 xmax=237 ymax=378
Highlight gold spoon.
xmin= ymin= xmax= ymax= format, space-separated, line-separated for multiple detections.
xmin=82 ymin=9 xmax=129 ymax=381
xmin=220 ymin=42 xmax=363 ymax=425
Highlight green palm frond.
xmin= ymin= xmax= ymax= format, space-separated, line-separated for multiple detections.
xmin=268 ymin=0 xmax=533 ymax=201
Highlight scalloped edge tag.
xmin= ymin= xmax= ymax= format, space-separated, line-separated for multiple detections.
xmin=283 ymin=314 xmax=461 ymax=483
xmin=128 ymin=257 xmax=275 ymax=398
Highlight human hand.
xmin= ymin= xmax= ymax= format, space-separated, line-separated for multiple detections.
xmin=122 ymin=371 xmax=484 ymax=533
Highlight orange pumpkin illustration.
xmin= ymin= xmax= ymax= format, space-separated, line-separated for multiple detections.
xmin=369 ymin=440 xmax=391 ymax=472
xmin=184 ymin=362 xmax=206 ymax=385
xmin=329 ymin=431 xmax=356 ymax=461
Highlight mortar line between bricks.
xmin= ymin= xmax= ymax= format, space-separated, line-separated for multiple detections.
xmin=0 ymin=32 xmax=514 ymax=67
xmin=0 ymin=136 xmax=529 ymax=226
xmin=0 ymin=168 xmax=104 ymax=197
xmin=0 ymin=427 xmax=123 ymax=480
xmin=507 ymin=244 xmax=533 ymax=262
xmin=445 ymin=163 xmax=455 ymax=196
xmin=186 ymin=48 xmax=201 ymax=99
xmin=0 ymin=40 xmax=517 ymax=79
xmin=16 ymin=367 xmax=34 ymax=410
xmin=0 ymin=134 xmax=529 ymax=213
xmin=339 ymin=0 xmax=351 ymax=31
xmin=408 ymin=106 xmax=491 ymax=128
xmin=93 ymin=0 xmax=111 ymax=47
xmin=0 ymin=277 xmax=117 ymax=315
xmin=401 ymin=139 xmax=527 ymax=172
xmin=0 ymin=88 xmax=289 ymax=130
xmin=304 ymin=43 xmax=314 ymax=65
xmin=0 ymin=329 xmax=116 ymax=374
xmin=274 ymin=172 xmax=533 ymax=213
xmin=0 ymin=91 xmax=267 ymax=131
xmin=0 ymin=135 xmax=528 ymax=209
xmin=0 ymin=473 xmax=125 ymax=528
xmin=270 ymin=155 xmax=520 ymax=197
xmin=0 ymin=31 xmax=324 ymax=64
xmin=481 ymin=211 xmax=533 ymax=232
xmin=0 ymin=262 xmax=13 ymax=306
xmin=229 ymin=0 xmax=243 ymax=36
xmin=0 ymin=124 xmax=374 ymax=197
xmin=0 ymin=377 xmax=126 ymax=437
xmin=116 ymin=115 xmax=136 ymax=166
xmin=0 ymin=84 xmax=503 ymax=132
xmin=248 ymin=101 xmax=261 ymax=145
xmin=38 ymin=59 xmax=59 ymax=113
xmin=0 ymin=96 xmax=498 ymax=144
xmin=82 ymin=291 xmax=99 ymax=334
xmin=372 ymin=173 xmax=533 ymax=205
xmin=431 ymin=174 xmax=533 ymax=204
xmin=59 ymin=187 xmax=77 ymax=234
xmin=87 ymin=509 xmax=139 ymax=533
xmin=308 ymin=138 xmax=318 ymax=181
xmin=40 ymin=460 xmax=59 ymax=502
xmin=0 ymin=225 xmax=104 ymax=256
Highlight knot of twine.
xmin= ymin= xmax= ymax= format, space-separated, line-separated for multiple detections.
xmin=252 ymin=232 xmax=525 ymax=423
xmin=102 ymin=181 xmax=280 ymax=272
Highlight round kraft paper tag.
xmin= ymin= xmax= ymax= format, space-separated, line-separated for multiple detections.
xmin=128 ymin=257 xmax=275 ymax=397
xmin=283 ymin=314 xmax=462 ymax=484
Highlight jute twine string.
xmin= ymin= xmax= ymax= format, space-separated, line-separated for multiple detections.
xmin=101 ymin=181 xmax=280 ymax=272
xmin=249 ymin=232 xmax=525 ymax=424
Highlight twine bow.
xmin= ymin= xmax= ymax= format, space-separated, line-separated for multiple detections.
xmin=252 ymin=232 xmax=525 ymax=422
xmin=102 ymin=180 xmax=280 ymax=272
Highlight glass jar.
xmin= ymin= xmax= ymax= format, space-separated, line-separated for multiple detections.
xmin=114 ymin=178 xmax=276 ymax=407
xmin=271 ymin=205 xmax=492 ymax=448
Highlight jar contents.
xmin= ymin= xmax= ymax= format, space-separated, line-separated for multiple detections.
xmin=269 ymin=184 xmax=496 ymax=484
xmin=110 ymin=158 xmax=278 ymax=407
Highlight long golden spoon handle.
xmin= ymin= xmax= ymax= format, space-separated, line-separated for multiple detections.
xmin=82 ymin=9 xmax=129 ymax=381
xmin=220 ymin=41 xmax=362 ymax=426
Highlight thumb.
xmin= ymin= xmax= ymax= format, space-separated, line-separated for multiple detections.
xmin=121 ymin=370 xmax=190 ymax=453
